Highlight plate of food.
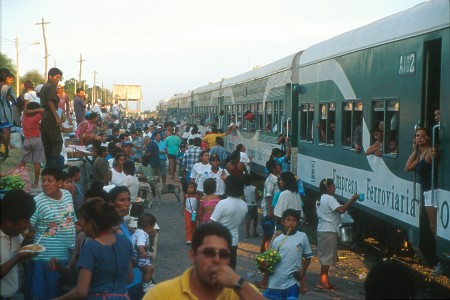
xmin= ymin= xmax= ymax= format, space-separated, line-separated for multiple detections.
xmin=18 ymin=244 xmax=46 ymax=253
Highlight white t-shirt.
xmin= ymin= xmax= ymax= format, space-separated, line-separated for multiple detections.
xmin=197 ymin=168 xmax=228 ymax=195
xmin=123 ymin=174 xmax=140 ymax=201
xmin=132 ymin=228 xmax=150 ymax=259
xmin=24 ymin=91 xmax=37 ymax=104
xmin=261 ymin=173 xmax=279 ymax=217
xmin=210 ymin=197 xmax=248 ymax=246
xmin=274 ymin=190 xmax=303 ymax=218
xmin=110 ymin=168 xmax=126 ymax=186
xmin=240 ymin=152 xmax=251 ymax=172
xmin=317 ymin=194 xmax=341 ymax=233
xmin=185 ymin=197 xmax=198 ymax=213
xmin=190 ymin=163 xmax=211 ymax=185
xmin=268 ymin=231 xmax=314 ymax=289
xmin=0 ymin=230 xmax=23 ymax=297
xmin=188 ymin=133 xmax=201 ymax=141
xmin=92 ymin=103 xmax=102 ymax=114
xmin=244 ymin=185 xmax=257 ymax=206
xmin=112 ymin=104 xmax=120 ymax=115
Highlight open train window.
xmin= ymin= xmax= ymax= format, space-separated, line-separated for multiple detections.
xmin=265 ymin=101 xmax=273 ymax=133
xmin=257 ymin=102 xmax=263 ymax=131
xmin=242 ymin=104 xmax=248 ymax=130
xmin=300 ymin=103 xmax=314 ymax=142
xmin=273 ymin=101 xmax=279 ymax=133
xmin=342 ymin=101 xmax=363 ymax=150
xmin=318 ymin=102 xmax=335 ymax=145
xmin=226 ymin=105 xmax=232 ymax=127
xmin=372 ymin=99 xmax=399 ymax=157
xmin=279 ymin=100 xmax=284 ymax=133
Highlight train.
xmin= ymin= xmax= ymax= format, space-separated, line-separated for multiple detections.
xmin=157 ymin=0 xmax=449 ymax=263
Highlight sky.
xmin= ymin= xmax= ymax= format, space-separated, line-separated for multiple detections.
xmin=1 ymin=0 xmax=425 ymax=111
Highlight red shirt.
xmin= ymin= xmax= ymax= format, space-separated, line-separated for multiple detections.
xmin=22 ymin=113 xmax=42 ymax=138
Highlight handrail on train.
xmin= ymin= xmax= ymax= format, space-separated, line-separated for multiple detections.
xmin=280 ymin=116 xmax=285 ymax=135
xmin=286 ymin=117 xmax=291 ymax=138
xmin=431 ymin=123 xmax=440 ymax=203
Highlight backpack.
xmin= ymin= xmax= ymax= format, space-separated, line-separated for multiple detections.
xmin=15 ymin=93 xmax=26 ymax=112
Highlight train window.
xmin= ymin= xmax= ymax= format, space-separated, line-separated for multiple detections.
xmin=226 ymin=105 xmax=232 ymax=127
xmin=372 ymin=99 xmax=399 ymax=157
xmin=257 ymin=102 xmax=263 ymax=131
xmin=342 ymin=101 xmax=363 ymax=150
xmin=279 ymin=100 xmax=284 ymax=131
xmin=237 ymin=104 xmax=242 ymax=128
xmin=249 ymin=103 xmax=256 ymax=132
xmin=265 ymin=101 xmax=273 ymax=133
xmin=318 ymin=102 xmax=335 ymax=145
xmin=242 ymin=104 xmax=248 ymax=130
xmin=300 ymin=103 xmax=314 ymax=142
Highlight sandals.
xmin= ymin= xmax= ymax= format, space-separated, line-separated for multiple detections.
xmin=314 ymin=285 xmax=335 ymax=293
xmin=299 ymin=288 xmax=310 ymax=294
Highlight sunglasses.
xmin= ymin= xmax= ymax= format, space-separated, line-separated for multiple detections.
xmin=197 ymin=248 xmax=231 ymax=259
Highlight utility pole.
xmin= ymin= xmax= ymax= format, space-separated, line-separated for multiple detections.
xmin=15 ymin=37 xmax=19 ymax=95
xmin=77 ymin=54 xmax=84 ymax=88
xmin=101 ymin=82 xmax=104 ymax=103
xmin=36 ymin=18 xmax=50 ymax=79
xmin=93 ymin=70 xmax=97 ymax=105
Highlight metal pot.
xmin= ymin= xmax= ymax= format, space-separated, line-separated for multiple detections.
xmin=339 ymin=226 xmax=353 ymax=243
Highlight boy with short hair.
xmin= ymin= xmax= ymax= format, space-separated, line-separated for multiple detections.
xmin=264 ymin=209 xmax=313 ymax=300
xmin=18 ymin=101 xmax=46 ymax=187
xmin=132 ymin=213 xmax=157 ymax=292
xmin=1 ymin=190 xmax=37 ymax=299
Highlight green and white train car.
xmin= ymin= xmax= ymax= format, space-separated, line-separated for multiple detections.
xmin=192 ymin=81 xmax=222 ymax=125
xmin=167 ymin=91 xmax=192 ymax=122
xmin=295 ymin=0 xmax=449 ymax=260
xmin=221 ymin=53 xmax=301 ymax=174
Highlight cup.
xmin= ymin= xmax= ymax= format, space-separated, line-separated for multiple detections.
xmin=358 ymin=193 xmax=365 ymax=201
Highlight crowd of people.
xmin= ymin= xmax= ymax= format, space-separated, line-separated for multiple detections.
xmin=0 ymin=67 xmax=436 ymax=299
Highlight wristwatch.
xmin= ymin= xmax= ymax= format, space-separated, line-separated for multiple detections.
xmin=234 ymin=277 xmax=245 ymax=293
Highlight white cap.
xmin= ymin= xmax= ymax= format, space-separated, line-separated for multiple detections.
xmin=35 ymin=84 xmax=43 ymax=93
xmin=97 ymin=99 xmax=102 ymax=102
xmin=58 ymin=81 xmax=65 ymax=87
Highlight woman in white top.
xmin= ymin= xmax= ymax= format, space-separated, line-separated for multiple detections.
xmin=122 ymin=160 xmax=139 ymax=201
xmin=316 ymin=178 xmax=359 ymax=291
xmin=190 ymin=150 xmax=211 ymax=187
xmin=273 ymin=172 xmax=303 ymax=220
xmin=110 ymin=153 xmax=126 ymax=186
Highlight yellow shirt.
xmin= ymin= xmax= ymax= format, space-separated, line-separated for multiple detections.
xmin=143 ymin=267 xmax=240 ymax=300
xmin=203 ymin=133 xmax=225 ymax=149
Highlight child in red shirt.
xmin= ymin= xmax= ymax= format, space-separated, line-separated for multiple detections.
xmin=18 ymin=102 xmax=46 ymax=187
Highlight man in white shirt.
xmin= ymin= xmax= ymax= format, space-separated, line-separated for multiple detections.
xmin=92 ymin=99 xmax=102 ymax=116
xmin=210 ymin=176 xmax=248 ymax=270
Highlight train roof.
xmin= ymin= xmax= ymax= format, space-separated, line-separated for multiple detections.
xmin=193 ymin=80 xmax=223 ymax=94
xmin=222 ymin=52 xmax=299 ymax=88
xmin=300 ymin=0 xmax=450 ymax=66
xmin=172 ymin=91 xmax=192 ymax=100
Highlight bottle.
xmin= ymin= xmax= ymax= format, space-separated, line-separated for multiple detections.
xmin=191 ymin=210 xmax=197 ymax=222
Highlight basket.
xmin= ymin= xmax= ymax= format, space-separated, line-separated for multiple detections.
xmin=62 ymin=126 xmax=74 ymax=133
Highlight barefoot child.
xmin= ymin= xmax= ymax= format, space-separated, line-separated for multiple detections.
xmin=18 ymin=102 xmax=46 ymax=187
xmin=198 ymin=178 xmax=220 ymax=223
xmin=182 ymin=182 xmax=200 ymax=245
xmin=264 ymin=209 xmax=313 ymax=300
xmin=132 ymin=213 xmax=157 ymax=292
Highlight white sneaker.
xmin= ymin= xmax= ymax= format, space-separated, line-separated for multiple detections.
xmin=431 ymin=262 xmax=443 ymax=276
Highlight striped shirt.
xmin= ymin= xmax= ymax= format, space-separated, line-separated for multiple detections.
xmin=31 ymin=189 xmax=77 ymax=261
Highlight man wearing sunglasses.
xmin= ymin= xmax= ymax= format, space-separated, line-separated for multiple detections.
xmin=143 ymin=222 xmax=263 ymax=299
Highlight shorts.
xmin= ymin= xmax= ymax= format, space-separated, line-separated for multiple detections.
xmin=159 ymin=159 xmax=168 ymax=175
xmin=263 ymin=283 xmax=299 ymax=300
xmin=317 ymin=231 xmax=338 ymax=266
xmin=246 ymin=205 xmax=258 ymax=221
xmin=423 ymin=190 xmax=439 ymax=208
xmin=21 ymin=136 xmax=46 ymax=163
xmin=167 ymin=154 xmax=176 ymax=160
xmin=135 ymin=256 xmax=152 ymax=268
xmin=0 ymin=121 xmax=13 ymax=129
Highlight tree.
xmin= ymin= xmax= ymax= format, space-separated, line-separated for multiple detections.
xmin=21 ymin=69 xmax=45 ymax=86
xmin=0 ymin=52 xmax=16 ymax=74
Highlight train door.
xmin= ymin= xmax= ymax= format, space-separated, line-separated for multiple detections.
xmin=218 ymin=96 xmax=225 ymax=130
xmin=418 ymin=38 xmax=442 ymax=266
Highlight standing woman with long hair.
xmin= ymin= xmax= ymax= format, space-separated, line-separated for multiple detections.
xmin=316 ymin=178 xmax=359 ymax=292
xmin=55 ymin=198 xmax=133 ymax=299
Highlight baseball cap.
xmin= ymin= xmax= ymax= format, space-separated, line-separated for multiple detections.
xmin=209 ymin=153 xmax=220 ymax=162
xmin=97 ymin=99 xmax=102 ymax=103
xmin=122 ymin=141 xmax=132 ymax=147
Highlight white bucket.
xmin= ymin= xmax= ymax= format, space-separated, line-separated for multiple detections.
xmin=10 ymin=132 xmax=22 ymax=148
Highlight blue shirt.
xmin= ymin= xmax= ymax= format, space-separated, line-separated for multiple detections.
xmin=156 ymin=140 xmax=167 ymax=160
xmin=77 ymin=234 xmax=132 ymax=295
xmin=275 ymin=155 xmax=290 ymax=173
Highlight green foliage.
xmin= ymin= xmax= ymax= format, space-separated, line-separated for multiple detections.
xmin=0 ymin=52 xmax=16 ymax=74
xmin=21 ymin=69 xmax=45 ymax=87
